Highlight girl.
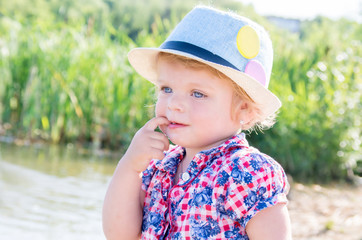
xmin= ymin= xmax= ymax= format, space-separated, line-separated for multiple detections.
xmin=103 ymin=6 xmax=291 ymax=240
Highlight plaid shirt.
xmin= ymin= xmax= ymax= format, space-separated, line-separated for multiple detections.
xmin=141 ymin=133 xmax=289 ymax=240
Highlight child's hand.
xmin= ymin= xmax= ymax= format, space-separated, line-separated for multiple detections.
xmin=122 ymin=116 xmax=170 ymax=173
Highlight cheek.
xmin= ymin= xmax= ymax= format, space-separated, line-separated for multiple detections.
xmin=188 ymin=103 xmax=215 ymax=123
xmin=155 ymin=99 xmax=169 ymax=135
xmin=210 ymin=97 xmax=236 ymax=123
xmin=155 ymin=98 xmax=165 ymax=117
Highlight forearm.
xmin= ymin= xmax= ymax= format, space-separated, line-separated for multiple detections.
xmin=102 ymin=158 xmax=143 ymax=240
xmin=102 ymin=117 xmax=170 ymax=239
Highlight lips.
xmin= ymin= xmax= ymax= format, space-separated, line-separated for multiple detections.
xmin=168 ymin=121 xmax=187 ymax=129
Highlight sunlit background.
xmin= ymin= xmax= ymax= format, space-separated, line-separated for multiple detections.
xmin=241 ymin=0 xmax=361 ymax=21
xmin=0 ymin=0 xmax=361 ymax=239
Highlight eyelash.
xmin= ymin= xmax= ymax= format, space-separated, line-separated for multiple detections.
xmin=160 ymin=86 xmax=172 ymax=93
xmin=192 ymin=91 xmax=206 ymax=98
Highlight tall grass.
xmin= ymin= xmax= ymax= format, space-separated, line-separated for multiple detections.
xmin=248 ymin=18 xmax=361 ymax=182
xmin=0 ymin=17 xmax=159 ymax=149
xmin=0 ymin=0 xmax=360 ymax=182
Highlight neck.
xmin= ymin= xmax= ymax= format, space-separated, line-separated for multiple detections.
xmin=180 ymin=152 xmax=193 ymax=169
xmin=184 ymin=134 xmax=235 ymax=157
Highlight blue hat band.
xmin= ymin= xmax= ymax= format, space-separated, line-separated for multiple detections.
xmin=160 ymin=41 xmax=239 ymax=71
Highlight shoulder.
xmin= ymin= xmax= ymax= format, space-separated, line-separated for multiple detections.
xmin=216 ymin=145 xmax=289 ymax=197
xmin=214 ymin=146 xmax=289 ymax=224
xmin=221 ymin=146 xmax=285 ymax=178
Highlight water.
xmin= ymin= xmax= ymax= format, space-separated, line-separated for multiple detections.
xmin=0 ymin=142 xmax=118 ymax=240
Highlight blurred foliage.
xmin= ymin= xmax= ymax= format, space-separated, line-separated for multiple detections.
xmin=249 ymin=17 xmax=361 ymax=182
xmin=0 ymin=0 xmax=360 ymax=182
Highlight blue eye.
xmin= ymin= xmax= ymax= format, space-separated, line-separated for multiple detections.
xmin=161 ymin=87 xmax=172 ymax=93
xmin=192 ymin=91 xmax=205 ymax=98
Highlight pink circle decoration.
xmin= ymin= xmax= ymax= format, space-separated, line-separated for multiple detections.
xmin=244 ymin=60 xmax=268 ymax=87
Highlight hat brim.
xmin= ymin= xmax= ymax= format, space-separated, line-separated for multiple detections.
xmin=128 ymin=48 xmax=281 ymax=121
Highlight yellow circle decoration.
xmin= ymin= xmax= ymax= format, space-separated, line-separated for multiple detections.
xmin=236 ymin=25 xmax=260 ymax=59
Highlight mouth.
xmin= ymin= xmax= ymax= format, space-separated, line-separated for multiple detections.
xmin=168 ymin=121 xmax=187 ymax=128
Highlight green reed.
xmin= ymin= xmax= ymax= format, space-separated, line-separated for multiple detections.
xmin=248 ymin=18 xmax=361 ymax=182
xmin=0 ymin=18 xmax=156 ymax=149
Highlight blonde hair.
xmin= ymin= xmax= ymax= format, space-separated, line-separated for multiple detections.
xmin=156 ymin=52 xmax=276 ymax=132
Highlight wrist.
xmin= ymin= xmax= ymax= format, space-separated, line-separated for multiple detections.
xmin=119 ymin=153 xmax=144 ymax=175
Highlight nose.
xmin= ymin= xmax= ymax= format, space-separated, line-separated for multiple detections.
xmin=168 ymin=94 xmax=185 ymax=112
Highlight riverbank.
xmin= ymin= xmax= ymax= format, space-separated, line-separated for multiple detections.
xmin=1 ymin=137 xmax=361 ymax=239
xmin=288 ymin=182 xmax=362 ymax=240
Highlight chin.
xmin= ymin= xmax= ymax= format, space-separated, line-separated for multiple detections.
xmin=167 ymin=136 xmax=183 ymax=146
xmin=167 ymin=135 xmax=189 ymax=147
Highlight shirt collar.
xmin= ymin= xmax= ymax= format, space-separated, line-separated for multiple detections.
xmin=198 ymin=132 xmax=248 ymax=157
xmin=155 ymin=145 xmax=185 ymax=174
xmin=156 ymin=133 xmax=249 ymax=174
xmin=191 ymin=133 xmax=248 ymax=172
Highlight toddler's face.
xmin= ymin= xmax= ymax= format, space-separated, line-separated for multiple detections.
xmin=155 ymin=58 xmax=242 ymax=152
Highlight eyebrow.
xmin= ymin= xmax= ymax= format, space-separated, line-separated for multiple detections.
xmin=156 ymin=78 xmax=167 ymax=85
xmin=188 ymin=81 xmax=216 ymax=91
xmin=156 ymin=78 xmax=216 ymax=91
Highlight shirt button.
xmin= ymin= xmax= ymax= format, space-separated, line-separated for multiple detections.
xmin=181 ymin=172 xmax=190 ymax=181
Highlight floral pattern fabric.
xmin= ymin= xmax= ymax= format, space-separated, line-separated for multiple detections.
xmin=141 ymin=133 xmax=289 ymax=240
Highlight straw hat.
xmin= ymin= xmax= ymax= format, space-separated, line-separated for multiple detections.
xmin=128 ymin=6 xmax=281 ymax=120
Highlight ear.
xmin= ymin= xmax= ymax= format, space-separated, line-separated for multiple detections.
xmin=235 ymin=101 xmax=254 ymax=129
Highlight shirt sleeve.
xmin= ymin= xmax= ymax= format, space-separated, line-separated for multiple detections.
xmin=221 ymin=152 xmax=289 ymax=228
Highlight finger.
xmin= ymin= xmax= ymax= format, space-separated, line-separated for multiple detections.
xmin=150 ymin=132 xmax=170 ymax=150
xmin=158 ymin=124 xmax=167 ymax=136
xmin=150 ymin=148 xmax=166 ymax=160
xmin=163 ymin=138 xmax=170 ymax=151
xmin=150 ymin=137 xmax=170 ymax=151
xmin=151 ymin=131 xmax=168 ymax=141
xmin=144 ymin=116 xmax=170 ymax=131
xmin=150 ymin=140 xmax=167 ymax=151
